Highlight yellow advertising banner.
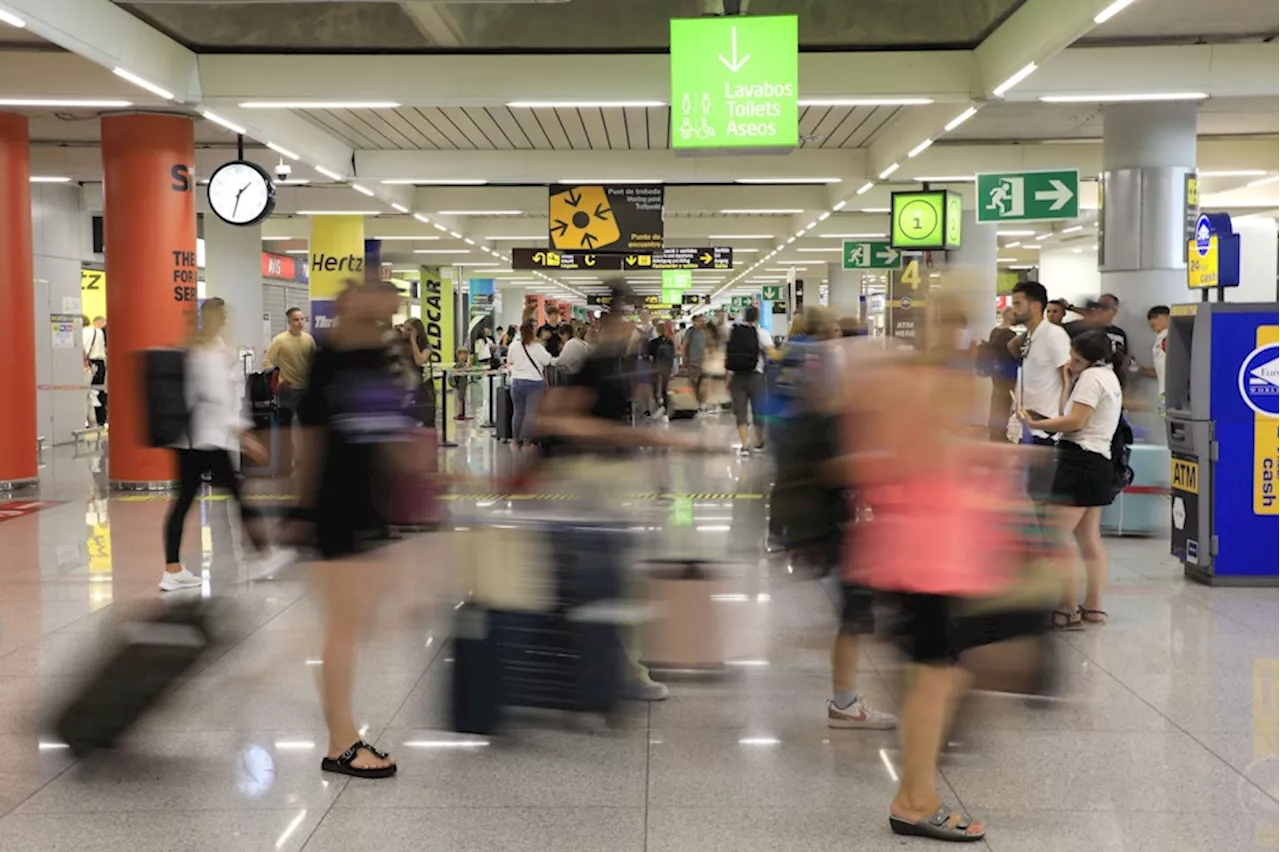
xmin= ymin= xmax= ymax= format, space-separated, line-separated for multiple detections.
xmin=81 ymin=268 xmax=106 ymax=320
xmin=420 ymin=266 xmax=455 ymax=419
xmin=308 ymin=215 xmax=365 ymax=299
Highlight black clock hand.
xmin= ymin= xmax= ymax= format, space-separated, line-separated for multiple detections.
xmin=231 ymin=182 xmax=252 ymax=217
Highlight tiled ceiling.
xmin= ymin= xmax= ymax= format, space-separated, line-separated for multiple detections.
xmin=297 ymin=104 xmax=901 ymax=151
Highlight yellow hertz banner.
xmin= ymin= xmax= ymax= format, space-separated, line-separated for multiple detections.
xmin=1255 ymin=324 xmax=1278 ymax=516
xmin=81 ymin=268 xmax=106 ymax=320
xmin=309 ymin=215 xmax=365 ymax=299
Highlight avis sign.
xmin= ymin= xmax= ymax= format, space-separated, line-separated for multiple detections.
xmin=977 ymin=169 xmax=1078 ymax=223
xmin=842 ymin=240 xmax=902 ymax=270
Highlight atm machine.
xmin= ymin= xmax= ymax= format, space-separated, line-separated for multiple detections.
xmin=1165 ymin=302 xmax=1279 ymax=586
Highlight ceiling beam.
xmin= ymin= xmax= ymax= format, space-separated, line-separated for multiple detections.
xmin=973 ymin=0 xmax=1113 ymax=99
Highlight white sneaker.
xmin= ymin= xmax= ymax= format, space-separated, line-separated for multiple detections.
xmin=626 ymin=675 xmax=670 ymax=702
xmin=827 ymin=698 xmax=897 ymax=730
xmin=244 ymin=547 xmax=298 ymax=582
xmin=158 ymin=567 xmax=202 ymax=592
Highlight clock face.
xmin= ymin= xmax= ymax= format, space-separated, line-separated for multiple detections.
xmin=207 ymin=161 xmax=275 ymax=226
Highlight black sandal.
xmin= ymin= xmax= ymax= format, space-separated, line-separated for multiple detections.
xmin=1078 ymin=606 xmax=1108 ymax=624
xmin=1050 ymin=609 xmax=1082 ymax=630
xmin=321 ymin=741 xmax=397 ymax=779
xmin=889 ymin=806 xmax=985 ymax=842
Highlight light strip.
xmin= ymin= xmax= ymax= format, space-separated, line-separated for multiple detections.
xmin=1200 ymin=170 xmax=1267 ymax=177
xmin=239 ymin=101 xmax=400 ymax=109
xmin=485 ymin=235 xmax=547 ymax=240
xmin=944 ymin=106 xmax=978 ymax=132
xmin=795 ymin=248 xmax=842 ymax=253
xmin=1061 ymin=225 xmax=1084 ymax=234
xmin=314 ymin=165 xmax=344 ymax=181
xmin=1040 ymin=92 xmax=1207 ymax=103
xmin=1094 ymin=0 xmax=1140 ymax=24
xmin=996 ymin=257 xmax=1019 ymax=262
xmin=0 ymin=97 xmax=132 ymax=108
xmin=718 ymin=209 xmax=803 ymax=215
xmin=437 ymin=210 xmax=522 ymax=216
xmin=877 ymin=163 xmax=900 ymax=179
xmin=412 ymin=213 xmax=432 ymax=224
xmin=507 ymin=100 xmax=664 ymax=108
xmin=29 ymin=176 xmax=71 ymax=184
xmin=832 ymin=199 xmax=848 ymax=211
xmin=295 ymin=210 xmax=381 ymax=216
xmin=798 ymin=97 xmax=933 ymax=106
xmin=912 ymin=175 xmax=974 ymax=183
xmin=351 ymin=183 xmax=376 ymax=197
xmin=998 ymin=229 xmax=1037 ymax=236
xmin=390 ymin=203 xmax=410 ymax=214
xmin=706 ymin=234 xmax=773 ymax=240
xmin=735 ymin=178 xmax=842 ymax=185
xmin=855 ymin=181 xmax=875 ymax=195
xmin=381 ymin=178 xmax=487 ymax=186
xmin=414 ymin=249 xmax=472 ymax=254
xmin=819 ymin=232 xmax=887 ymax=238
xmin=906 ymin=138 xmax=933 ymax=158
xmin=862 ymin=207 xmax=890 ymax=213
xmin=993 ymin=62 xmax=1037 ymax=98
xmin=267 ymin=142 xmax=300 ymax=161
xmin=0 ymin=10 xmax=26 ymax=27
xmin=557 ymin=178 xmax=664 ymax=184
xmin=200 ymin=110 xmax=246 ymax=135
xmin=112 ymin=67 xmax=175 ymax=101
xmin=372 ymin=235 xmax=438 ymax=240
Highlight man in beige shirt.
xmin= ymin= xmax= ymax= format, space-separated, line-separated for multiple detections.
xmin=263 ymin=308 xmax=316 ymax=468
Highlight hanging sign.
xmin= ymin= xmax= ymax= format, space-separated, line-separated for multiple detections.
xmin=549 ymin=184 xmax=663 ymax=251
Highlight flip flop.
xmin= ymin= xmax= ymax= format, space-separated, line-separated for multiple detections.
xmin=889 ymin=806 xmax=985 ymax=842
xmin=321 ymin=741 xmax=397 ymax=779
xmin=1077 ymin=606 xmax=1108 ymax=624
xmin=1050 ymin=609 xmax=1083 ymax=630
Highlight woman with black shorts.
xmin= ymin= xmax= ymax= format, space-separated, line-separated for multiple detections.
xmin=1019 ymin=329 xmax=1124 ymax=628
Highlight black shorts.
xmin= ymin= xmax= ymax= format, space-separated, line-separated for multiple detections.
xmin=1025 ymin=435 xmax=1058 ymax=501
xmin=839 ymin=583 xmax=876 ymax=635
xmin=1049 ymin=441 xmax=1114 ymax=507
xmin=891 ymin=594 xmax=967 ymax=665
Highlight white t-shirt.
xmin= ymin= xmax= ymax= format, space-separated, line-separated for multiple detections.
xmin=1017 ymin=320 xmax=1072 ymax=439
xmin=474 ymin=336 xmax=493 ymax=362
xmin=508 ymin=339 xmax=551 ymax=382
xmin=183 ymin=339 xmax=249 ymax=451
xmin=83 ymin=326 xmax=106 ymax=360
xmin=1152 ymin=328 xmax=1168 ymax=397
xmin=1060 ymin=366 xmax=1123 ymax=457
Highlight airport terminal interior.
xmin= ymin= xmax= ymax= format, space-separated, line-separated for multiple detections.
xmin=0 ymin=0 xmax=1278 ymax=849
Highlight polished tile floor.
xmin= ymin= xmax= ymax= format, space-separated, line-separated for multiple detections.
xmin=0 ymin=422 xmax=1275 ymax=851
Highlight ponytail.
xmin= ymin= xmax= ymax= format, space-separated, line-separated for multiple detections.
xmin=1071 ymin=328 xmax=1127 ymax=390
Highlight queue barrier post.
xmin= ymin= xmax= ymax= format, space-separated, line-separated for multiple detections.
xmin=438 ymin=369 xmax=457 ymax=448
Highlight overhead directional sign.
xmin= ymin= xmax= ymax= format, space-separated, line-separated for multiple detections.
xmin=662 ymin=269 xmax=693 ymax=289
xmin=549 ymin=184 xmax=663 ymax=252
xmin=976 ymin=169 xmax=1079 ymax=223
xmin=669 ymin=15 xmax=799 ymax=152
xmin=760 ymin=285 xmax=784 ymax=301
xmin=842 ymin=240 xmax=902 ymax=270
xmin=891 ymin=190 xmax=962 ymax=251
xmin=513 ymin=246 xmax=733 ymax=271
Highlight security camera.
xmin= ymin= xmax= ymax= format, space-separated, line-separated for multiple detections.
xmin=274 ymin=160 xmax=291 ymax=182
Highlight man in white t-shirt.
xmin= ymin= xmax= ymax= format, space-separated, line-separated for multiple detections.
xmin=1141 ymin=305 xmax=1170 ymax=416
xmin=1009 ymin=281 xmax=1072 ymax=500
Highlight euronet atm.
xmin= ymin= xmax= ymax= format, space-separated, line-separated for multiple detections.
xmin=1165 ymin=302 xmax=1279 ymax=586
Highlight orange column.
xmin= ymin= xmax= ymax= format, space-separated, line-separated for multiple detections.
xmin=0 ymin=114 xmax=37 ymax=489
xmin=101 ymin=115 xmax=197 ymax=487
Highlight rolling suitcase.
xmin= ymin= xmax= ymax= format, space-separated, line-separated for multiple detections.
xmin=666 ymin=372 xmax=698 ymax=420
xmin=54 ymin=599 xmax=214 ymax=755
xmin=495 ymin=381 xmax=514 ymax=442
xmin=381 ymin=429 xmax=442 ymax=529
xmin=641 ymin=560 xmax=730 ymax=670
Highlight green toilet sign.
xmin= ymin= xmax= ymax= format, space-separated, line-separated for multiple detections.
xmin=976 ymin=169 xmax=1078 ymax=223
xmin=669 ymin=15 xmax=799 ymax=151
xmin=842 ymin=240 xmax=902 ymax=270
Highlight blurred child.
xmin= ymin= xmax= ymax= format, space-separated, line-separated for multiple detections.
xmin=451 ymin=347 xmax=470 ymax=421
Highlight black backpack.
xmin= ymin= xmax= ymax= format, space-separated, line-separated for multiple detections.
xmin=1108 ymin=413 xmax=1135 ymax=501
xmin=143 ymin=348 xmax=189 ymax=447
xmin=725 ymin=323 xmax=761 ymax=373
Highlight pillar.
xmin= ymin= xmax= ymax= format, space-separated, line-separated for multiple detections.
xmin=101 ymin=114 xmax=197 ymax=488
xmin=0 ymin=114 xmax=37 ymax=489
xmin=308 ymin=214 xmax=365 ymax=338
xmin=943 ymin=208 xmax=999 ymax=342
xmin=1100 ymin=102 xmax=1198 ymax=441
xmin=497 ymin=285 xmax=526 ymax=331
xmin=826 ymin=264 xmax=863 ymax=321
xmin=203 ymin=216 xmax=264 ymax=358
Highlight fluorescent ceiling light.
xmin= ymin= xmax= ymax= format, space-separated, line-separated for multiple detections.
xmin=1040 ymin=92 xmax=1207 ymax=103
xmin=433 ymin=222 xmax=448 ymax=232
xmin=798 ymin=97 xmax=933 ymax=106
xmin=390 ymin=203 xmax=409 ymax=214
xmin=878 ymin=163 xmax=901 ymax=179
xmin=351 ymin=183 xmax=375 ymax=197
xmin=735 ymin=247 xmax=760 ymax=252
xmin=1061 ymin=225 xmax=1084 ymax=234
xmin=996 ymin=257 xmax=1019 ymax=262
xmin=944 ymin=106 xmax=978 ymax=132
xmin=1010 ymin=264 xmax=1036 ymax=270
xmin=906 ymin=138 xmax=934 ymax=158
xmin=456 ymin=262 xmax=501 ymax=267
xmin=200 ymin=110 xmax=246 ymax=134
xmin=796 ymin=247 xmax=842 ymax=253
xmin=371 ymin=235 xmax=438 ymax=240
xmin=1200 ymin=170 xmax=1267 ymax=177
xmin=261 ymin=236 xmax=292 ymax=241
xmin=449 ymin=231 xmax=463 ymax=239
xmin=912 ymin=175 xmax=974 ymax=183
xmin=735 ymin=178 xmax=842 ymax=185
xmin=832 ymin=199 xmax=848 ymax=211
xmin=0 ymin=10 xmax=26 ymax=27
xmin=412 ymin=213 xmax=432 ymax=225
xmin=277 ymin=178 xmax=311 ymax=186
xmin=1005 ymin=241 xmax=1022 ymax=248
xmin=414 ymin=249 xmax=471 ymax=254
xmin=862 ymin=207 xmax=890 ymax=213
xmin=818 ymin=211 xmax=831 ymax=221
xmin=284 ymin=249 xmax=307 ymax=254
xmin=266 ymin=142 xmax=299 ymax=161
xmin=295 ymin=210 xmax=381 ymax=216
xmin=706 ymin=234 xmax=773 ymax=240
xmin=239 ymin=101 xmax=399 ymax=109
xmin=1033 ymin=233 xmax=1053 ymax=241
xmin=112 ymin=67 xmax=174 ymax=101
xmin=464 ymin=238 xmax=476 ymax=246
xmin=381 ymin=178 xmax=487 ymax=186
xmin=486 ymin=235 xmax=546 ymax=240
xmin=0 ymin=97 xmax=132 ymax=108
xmin=993 ymin=62 xmax=1037 ymax=98
xmin=557 ymin=178 xmax=664 ymax=184
xmin=314 ymin=165 xmax=344 ymax=181
xmin=855 ymin=182 xmax=875 ymax=196
xmin=1094 ymin=0 xmax=1140 ymax=24
xmin=437 ymin=210 xmax=522 ymax=216
xmin=998 ymin=229 xmax=1037 ymax=236
xmin=29 ymin=176 xmax=71 ymax=184
xmin=719 ymin=209 xmax=804 ymax=215
xmin=820 ymin=233 xmax=887 ymax=238
xmin=508 ymin=100 xmax=664 ymax=108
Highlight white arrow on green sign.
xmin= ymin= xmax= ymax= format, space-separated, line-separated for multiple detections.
xmin=842 ymin=240 xmax=902 ymax=270
xmin=669 ymin=15 xmax=798 ymax=151
xmin=761 ymin=285 xmax=784 ymax=301
xmin=976 ymin=170 xmax=1079 ymax=223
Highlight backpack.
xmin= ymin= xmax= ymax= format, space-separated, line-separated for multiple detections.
xmin=1108 ymin=412 xmax=1135 ymax=501
xmin=143 ymin=347 xmax=189 ymax=447
xmin=725 ymin=323 xmax=761 ymax=373
xmin=654 ymin=337 xmax=676 ymax=365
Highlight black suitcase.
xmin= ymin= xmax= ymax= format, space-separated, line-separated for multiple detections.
xmin=142 ymin=348 xmax=189 ymax=447
xmin=54 ymin=600 xmax=214 ymax=755
xmin=495 ymin=386 xmax=514 ymax=441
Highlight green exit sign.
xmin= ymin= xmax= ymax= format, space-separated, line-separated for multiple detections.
xmin=670 ymin=15 xmax=799 ymax=152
